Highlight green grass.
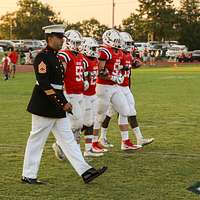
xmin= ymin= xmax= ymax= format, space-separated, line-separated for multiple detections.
xmin=0 ymin=65 xmax=200 ymax=200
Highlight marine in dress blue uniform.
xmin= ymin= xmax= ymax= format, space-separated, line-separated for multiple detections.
xmin=21 ymin=24 xmax=107 ymax=184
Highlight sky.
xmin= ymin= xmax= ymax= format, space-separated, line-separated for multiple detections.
xmin=0 ymin=0 xmax=180 ymax=27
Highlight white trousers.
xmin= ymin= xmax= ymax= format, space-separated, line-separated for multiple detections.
xmin=83 ymin=95 xmax=97 ymax=127
xmin=64 ymin=93 xmax=84 ymax=130
xmin=22 ymin=114 xmax=91 ymax=178
xmin=107 ymin=86 xmax=136 ymax=116
xmin=94 ymin=84 xmax=129 ymax=129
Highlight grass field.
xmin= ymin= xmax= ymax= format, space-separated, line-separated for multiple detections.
xmin=0 ymin=65 xmax=200 ymax=200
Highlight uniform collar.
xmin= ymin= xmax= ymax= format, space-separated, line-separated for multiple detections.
xmin=45 ymin=45 xmax=58 ymax=54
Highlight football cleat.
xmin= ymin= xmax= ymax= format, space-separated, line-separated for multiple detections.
xmin=137 ymin=138 xmax=154 ymax=146
xmin=121 ymin=139 xmax=142 ymax=151
xmin=52 ymin=143 xmax=66 ymax=161
xmin=98 ymin=138 xmax=114 ymax=148
xmin=92 ymin=142 xmax=108 ymax=153
xmin=84 ymin=149 xmax=104 ymax=157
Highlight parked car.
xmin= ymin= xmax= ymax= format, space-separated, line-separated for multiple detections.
xmin=192 ymin=50 xmax=200 ymax=61
xmin=11 ymin=40 xmax=24 ymax=50
xmin=0 ymin=47 xmax=4 ymax=52
xmin=150 ymin=43 xmax=170 ymax=57
xmin=166 ymin=45 xmax=188 ymax=58
xmin=0 ymin=40 xmax=15 ymax=51
xmin=134 ymin=42 xmax=150 ymax=52
xmin=20 ymin=40 xmax=45 ymax=52
xmin=164 ymin=41 xmax=179 ymax=46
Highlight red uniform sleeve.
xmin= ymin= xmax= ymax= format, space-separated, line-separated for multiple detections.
xmin=57 ymin=50 xmax=71 ymax=63
xmin=98 ymin=47 xmax=112 ymax=61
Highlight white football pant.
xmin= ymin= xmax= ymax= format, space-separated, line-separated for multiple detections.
xmin=107 ymin=86 xmax=137 ymax=125
xmin=94 ymin=84 xmax=129 ymax=129
xmin=118 ymin=86 xmax=136 ymax=116
xmin=83 ymin=95 xmax=97 ymax=127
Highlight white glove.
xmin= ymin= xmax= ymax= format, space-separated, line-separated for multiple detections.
xmin=118 ymin=65 xmax=124 ymax=70
xmin=84 ymin=80 xmax=89 ymax=91
xmin=116 ymin=74 xmax=124 ymax=84
xmin=110 ymin=75 xmax=124 ymax=84
xmin=110 ymin=75 xmax=118 ymax=83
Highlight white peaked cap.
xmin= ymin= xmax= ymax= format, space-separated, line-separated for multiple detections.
xmin=42 ymin=24 xmax=65 ymax=34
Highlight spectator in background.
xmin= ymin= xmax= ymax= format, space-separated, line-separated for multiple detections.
xmin=177 ymin=53 xmax=185 ymax=63
xmin=8 ymin=47 xmax=19 ymax=78
xmin=19 ymin=50 xmax=25 ymax=65
xmin=143 ymin=48 xmax=149 ymax=65
xmin=1 ymin=53 xmax=11 ymax=80
xmin=149 ymin=49 xmax=156 ymax=66
xmin=155 ymin=49 xmax=161 ymax=62
xmin=187 ymin=53 xmax=193 ymax=62
xmin=25 ymin=50 xmax=33 ymax=65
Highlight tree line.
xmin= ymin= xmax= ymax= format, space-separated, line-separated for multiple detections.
xmin=0 ymin=0 xmax=199 ymax=50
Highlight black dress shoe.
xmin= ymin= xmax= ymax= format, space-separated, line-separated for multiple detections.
xmin=21 ymin=177 xmax=45 ymax=184
xmin=82 ymin=166 xmax=107 ymax=184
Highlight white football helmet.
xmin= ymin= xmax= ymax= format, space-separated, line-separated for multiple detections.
xmin=81 ymin=37 xmax=99 ymax=58
xmin=102 ymin=29 xmax=121 ymax=49
xmin=64 ymin=30 xmax=82 ymax=52
xmin=120 ymin=32 xmax=134 ymax=52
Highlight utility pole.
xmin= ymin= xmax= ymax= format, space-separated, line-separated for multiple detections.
xmin=10 ymin=18 xmax=13 ymax=39
xmin=112 ymin=0 xmax=115 ymax=28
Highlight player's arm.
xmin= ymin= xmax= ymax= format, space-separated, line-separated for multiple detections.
xmin=57 ymin=51 xmax=71 ymax=70
xmin=34 ymin=53 xmax=71 ymax=112
xmin=98 ymin=60 xmax=111 ymax=80
xmin=98 ymin=48 xmax=110 ymax=80
xmin=132 ymin=57 xmax=142 ymax=69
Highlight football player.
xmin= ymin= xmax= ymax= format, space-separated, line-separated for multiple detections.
xmin=100 ymin=32 xmax=154 ymax=148
xmin=52 ymin=30 xmax=86 ymax=159
xmin=80 ymin=37 xmax=104 ymax=157
xmin=93 ymin=29 xmax=134 ymax=152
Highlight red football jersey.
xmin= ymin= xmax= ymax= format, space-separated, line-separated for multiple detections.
xmin=82 ymin=56 xmax=99 ymax=96
xmin=58 ymin=50 xmax=84 ymax=94
xmin=119 ymin=51 xmax=133 ymax=87
xmin=97 ymin=45 xmax=123 ymax=85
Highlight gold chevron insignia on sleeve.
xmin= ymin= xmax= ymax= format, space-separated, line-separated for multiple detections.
xmin=44 ymin=89 xmax=55 ymax=95
xmin=38 ymin=61 xmax=47 ymax=73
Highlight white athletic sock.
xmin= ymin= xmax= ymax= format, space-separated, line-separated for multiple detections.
xmin=121 ymin=131 xmax=129 ymax=141
xmin=100 ymin=127 xmax=108 ymax=139
xmin=132 ymin=127 xmax=143 ymax=141
xmin=92 ymin=135 xmax=99 ymax=143
xmin=84 ymin=135 xmax=93 ymax=151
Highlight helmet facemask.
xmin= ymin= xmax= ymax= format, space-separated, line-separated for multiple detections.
xmin=81 ymin=37 xmax=99 ymax=58
xmin=120 ymin=32 xmax=134 ymax=52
